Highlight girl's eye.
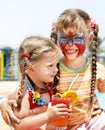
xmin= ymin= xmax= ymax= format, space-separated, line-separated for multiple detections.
xmin=74 ymin=37 xmax=82 ymax=40
xmin=61 ymin=37 xmax=67 ymax=40
xmin=48 ymin=64 xmax=53 ymax=67
xmin=59 ymin=37 xmax=69 ymax=44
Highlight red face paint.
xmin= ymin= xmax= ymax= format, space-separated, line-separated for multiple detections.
xmin=60 ymin=43 xmax=66 ymax=55
xmin=75 ymin=44 xmax=86 ymax=56
xmin=60 ymin=43 xmax=86 ymax=56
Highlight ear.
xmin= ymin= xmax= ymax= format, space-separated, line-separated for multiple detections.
xmin=27 ymin=63 xmax=34 ymax=72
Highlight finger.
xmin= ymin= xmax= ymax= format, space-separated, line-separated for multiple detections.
xmin=55 ymin=103 xmax=67 ymax=108
xmin=59 ymin=115 xmax=67 ymax=118
xmin=92 ymin=109 xmax=102 ymax=116
xmin=60 ymin=111 xmax=69 ymax=116
xmin=58 ymin=107 xmax=69 ymax=112
xmin=1 ymin=109 xmax=11 ymax=125
xmin=9 ymin=100 xmax=18 ymax=107
xmin=10 ymin=126 xmax=15 ymax=130
xmin=8 ymin=110 xmax=20 ymax=124
xmin=48 ymin=102 xmax=51 ymax=107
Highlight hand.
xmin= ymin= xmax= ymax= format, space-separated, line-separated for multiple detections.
xmin=46 ymin=102 xmax=70 ymax=120
xmin=91 ymin=104 xmax=102 ymax=118
xmin=0 ymin=98 xmax=20 ymax=124
xmin=87 ymin=110 xmax=105 ymax=130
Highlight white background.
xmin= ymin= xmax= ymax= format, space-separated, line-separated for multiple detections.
xmin=0 ymin=0 xmax=105 ymax=48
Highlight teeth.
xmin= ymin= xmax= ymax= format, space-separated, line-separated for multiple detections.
xmin=66 ymin=50 xmax=76 ymax=53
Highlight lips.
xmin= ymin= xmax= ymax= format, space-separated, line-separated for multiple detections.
xmin=49 ymin=74 xmax=56 ymax=79
xmin=65 ymin=49 xmax=78 ymax=55
xmin=51 ymin=75 xmax=55 ymax=78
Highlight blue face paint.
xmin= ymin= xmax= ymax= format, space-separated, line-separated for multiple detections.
xmin=58 ymin=32 xmax=86 ymax=45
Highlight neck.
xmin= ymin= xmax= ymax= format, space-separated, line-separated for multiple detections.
xmin=26 ymin=75 xmax=44 ymax=90
xmin=26 ymin=76 xmax=55 ymax=94
xmin=61 ymin=56 xmax=86 ymax=70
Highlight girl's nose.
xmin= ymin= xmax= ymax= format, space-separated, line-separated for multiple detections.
xmin=68 ymin=41 xmax=73 ymax=47
xmin=54 ymin=66 xmax=58 ymax=73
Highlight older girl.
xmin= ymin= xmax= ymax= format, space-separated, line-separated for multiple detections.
xmin=50 ymin=8 xmax=105 ymax=130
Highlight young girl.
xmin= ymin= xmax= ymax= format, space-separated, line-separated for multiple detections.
xmin=50 ymin=8 xmax=105 ymax=130
xmin=0 ymin=36 xmax=70 ymax=130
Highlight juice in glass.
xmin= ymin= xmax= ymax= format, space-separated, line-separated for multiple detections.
xmin=51 ymin=95 xmax=70 ymax=129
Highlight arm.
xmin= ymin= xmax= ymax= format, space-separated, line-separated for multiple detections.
xmin=0 ymin=87 xmax=20 ymax=124
xmin=97 ymin=78 xmax=105 ymax=92
xmin=97 ymin=63 xmax=105 ymax=93
xmin=14 ymin=102 xmax=70 ymax=130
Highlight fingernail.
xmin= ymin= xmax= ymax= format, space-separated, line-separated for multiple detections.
xmin=17 ymin=120 xmax=20 ymax=124
xmin=14 ymin=103 xmax=17 ymax=107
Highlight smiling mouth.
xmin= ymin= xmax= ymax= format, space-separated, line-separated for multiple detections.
xmin=65 ymin=49 xmax=78 ymax=54
xmin=51 ymin=75 xmax=56 ymax=78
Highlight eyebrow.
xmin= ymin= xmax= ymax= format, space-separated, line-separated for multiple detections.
xmin=59 ymin=32 xmax=84 ymax=38
xmin=73 ymin=33 xmax=84 ymax=37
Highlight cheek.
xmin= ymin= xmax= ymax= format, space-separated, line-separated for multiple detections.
xmin=60 ymin=44 xmax=67 ymax=55
xmin=76 ymin=44 xmax=86 ymax=56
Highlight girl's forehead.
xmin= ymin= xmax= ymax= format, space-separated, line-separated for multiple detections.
xmin=36 ymin=51 xmax=60 ymax=63
xmin=62 ymin=26 xmax=89 ymax=36
xmin=62 ymin=28 xmax=81 ymax=36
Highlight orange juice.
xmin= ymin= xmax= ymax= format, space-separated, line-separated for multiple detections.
xmin=51 ymin=114 xmax=68 ymax=127
xmin=51 ymin=95 xmax=70 ymax=127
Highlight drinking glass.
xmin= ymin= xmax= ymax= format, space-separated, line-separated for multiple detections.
xmin=51 ymin=95 xmax=70 ymax=130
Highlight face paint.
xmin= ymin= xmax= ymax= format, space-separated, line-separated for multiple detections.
xmin=76 ymin=44 xmax=86 ymax=56
xmin=60 ymin=43 xmax=66 ymax=55
xmin=60 ymin=43 xmax=86 ymax=56
xmin=58 ymin=33 xmax=86 ymax=45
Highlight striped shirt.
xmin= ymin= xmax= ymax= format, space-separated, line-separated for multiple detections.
xmin=57 ymin=58 xmax=105 ymax=129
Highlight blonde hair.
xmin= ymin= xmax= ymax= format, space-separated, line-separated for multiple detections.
xmin=17 ymin=35 xmax=61 ymax=111
xmin=18 ymin=36 xmax=60 ymax=71
xmin=56 ymin=8 xmax=90 ymax=34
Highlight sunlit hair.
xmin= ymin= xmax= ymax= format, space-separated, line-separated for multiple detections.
xmin=17 ymin=36 xmax=61 ymax=111
xmin=50 ymin=8 xmax=91 ymax=44
xmin=18 ymin=36 xmax=61 ymax=72
xmin=56 ymin=8 xmax=90 ymax=34
xmin=87 ymin=18 xmax=99 ymax=121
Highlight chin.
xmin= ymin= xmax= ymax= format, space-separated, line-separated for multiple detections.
xmin=65 ymin=54 xmax=77 ymax=61
xmin=50 ymin=78 xmax=55 ymax=82
xmin=65 ymin=52 xmax=78 ymax=59
xmin=45 ymin=79 xmax=54 ymax=83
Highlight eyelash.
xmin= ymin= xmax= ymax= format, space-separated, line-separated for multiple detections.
xmin=48 ymin=64 xmax=53 ymax=67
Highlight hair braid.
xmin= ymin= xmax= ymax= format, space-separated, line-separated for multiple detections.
xmin=87 ymin=22 xmax=99 ymax=121
xmin=16 ymin=57 xmax=29 ymax=111
xmin=50 ymin=29 xmax=58 ymax=45
xmin=50 ymin=29 xmax=60 ymax=92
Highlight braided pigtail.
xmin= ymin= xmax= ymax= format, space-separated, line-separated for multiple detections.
xmin=16 ymin=53 xmax=30 ymax=111
xmin=53 ymin=63 xmax=60 ymax=94
xmin=87 ymin=18 xmax=99 ymax=121
xmin=50 ymin=22 xmax=60 ymax=94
